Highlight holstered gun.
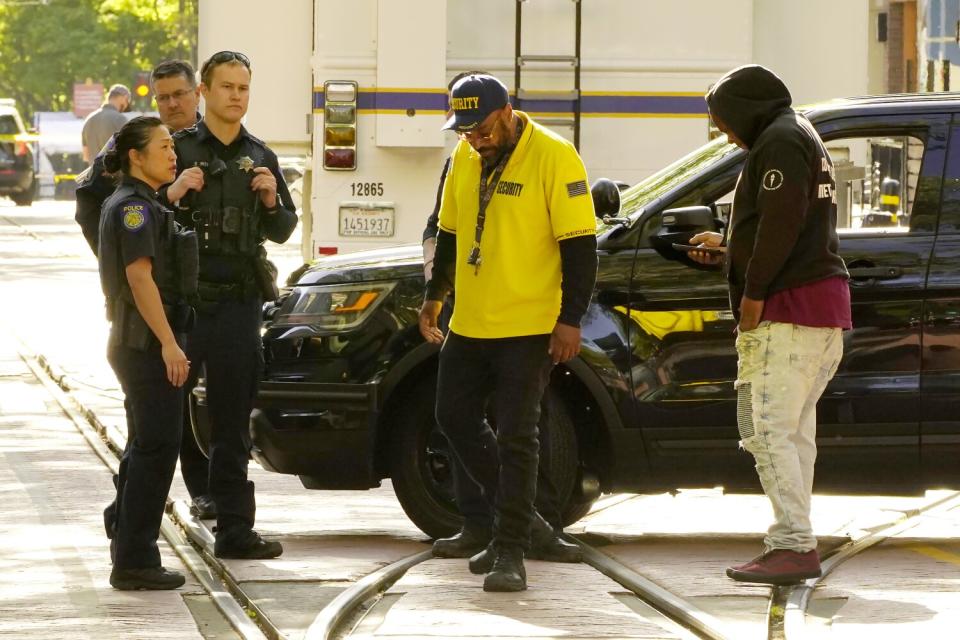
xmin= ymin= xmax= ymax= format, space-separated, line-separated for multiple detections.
xmin=109 ymin=299 xmax=153 ymax=351
xmin=252 ymin=244 xmax=279 ymax=302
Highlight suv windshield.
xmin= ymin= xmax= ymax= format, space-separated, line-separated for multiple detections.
xmin=598 ymin=136 xmax=741 ymax=238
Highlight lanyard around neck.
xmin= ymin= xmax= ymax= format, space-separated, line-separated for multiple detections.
xmin=467 ymin=119 xmax=524 ymax=274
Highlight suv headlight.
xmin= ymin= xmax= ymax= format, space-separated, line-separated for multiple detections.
xmin=270 ymin=282 xmax=396 ymax=333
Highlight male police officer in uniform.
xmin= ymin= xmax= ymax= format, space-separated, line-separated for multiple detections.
xmin=75 ymin=60 xmax=215 ymax=521
xmin=420 ymin=75 xmax=598 ymax=591
xmin=167 ymin=51 xmax=297 ymax=559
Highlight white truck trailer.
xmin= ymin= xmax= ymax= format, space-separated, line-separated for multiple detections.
xmin=199 ymin=0 xmax=884 ymax=260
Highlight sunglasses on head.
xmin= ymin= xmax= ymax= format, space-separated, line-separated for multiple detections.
xmin=201 ymin=50 xmax=251 ymax=77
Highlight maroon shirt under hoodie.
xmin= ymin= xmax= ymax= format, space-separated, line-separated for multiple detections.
xmin=761 ymin=275 xmax=852 ymax=329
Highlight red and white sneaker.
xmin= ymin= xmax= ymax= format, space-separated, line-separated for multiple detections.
xmin=726 ymin=549 xmax=821 ymax=585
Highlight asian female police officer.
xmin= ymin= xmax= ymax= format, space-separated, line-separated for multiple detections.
xmin=98 ymin=116 xmax=196 ymax=590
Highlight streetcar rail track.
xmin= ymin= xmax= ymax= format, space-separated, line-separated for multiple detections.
xmin=569 ymin=534 xmax=737 ymax=640
xmin=24 ymin=336 xmax=756 ymax=640
xmin=25 ymin=335 xmax=960 ymax=640
xmin=304 ymin=550 xmax=433 ymax=640
xmin=780 ymin=489 xmax=960 ymax=639
xmin=18 ymin=343 xmax=273 ymax=640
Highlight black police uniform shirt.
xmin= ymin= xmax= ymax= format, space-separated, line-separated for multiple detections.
xmin=77 ymin=113 xmax=202 ymax=257
xmin=75 ymin=136 xmax=119 ymax=255
xmin=99 ymin=177 xmax=171 ymax=301
xmin=171 ymin=121 xmax=297 ymax=286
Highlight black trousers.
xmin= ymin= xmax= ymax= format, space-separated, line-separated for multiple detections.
xmin=185 ymin=296 xmax=262 ymax=534
xmin=436 ymin=332 xmax=554 ymax=550
xmin=448 ymin=397 xmax=561 ymax=533
xmin=107 ymin=343 xmax=183 ymax=569
xmin=178 ymin=404 xmax=210 ymax=499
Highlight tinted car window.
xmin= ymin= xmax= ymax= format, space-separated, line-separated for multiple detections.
xmin=827 ymin=135 xmax=924 ymax=235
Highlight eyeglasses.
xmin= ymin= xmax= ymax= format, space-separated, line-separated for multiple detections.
xmin=155 ymin=89 xmax=193 ymax=105
xmin=200 ymin=50 xmax=251 ymax=78
xmin=459 ymin=110 xmax=502 ymax=143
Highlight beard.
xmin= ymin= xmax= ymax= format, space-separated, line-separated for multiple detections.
xmin=478 ymin=139 xmax=512 ymax=167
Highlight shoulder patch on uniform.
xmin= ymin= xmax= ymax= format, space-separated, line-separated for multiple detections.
xmin=762 ymin=169 xmax=784 ymax=191
xmin=121 ymin=200 xmax=149 ymax=231
xmin=566 ymin=180 xmax=588 ymax=198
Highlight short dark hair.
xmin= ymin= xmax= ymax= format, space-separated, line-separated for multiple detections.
xmin=151 ymin=60 xmax=196 ymax=88
xmin=103 ymin=116 xmax=167 ymax=175
xmin=200 ymin=51 xmax=251 ymax=86
xmin=448 ymin=70 xmax=489 ymax=92
xmin=107 ymin=84 xmax=130 ymax=99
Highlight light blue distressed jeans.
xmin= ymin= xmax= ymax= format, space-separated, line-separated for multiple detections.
xmin=735 ymin=321 xmax=843 ymax=552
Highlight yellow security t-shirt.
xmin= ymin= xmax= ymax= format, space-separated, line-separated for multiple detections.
xmin=438 ymin=111 xmax=596 ymax=339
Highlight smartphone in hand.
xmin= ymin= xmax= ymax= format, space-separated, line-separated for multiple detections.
xmin=671 ymin=242 xmax=725 ymax=255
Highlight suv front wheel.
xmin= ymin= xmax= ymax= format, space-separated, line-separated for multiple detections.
xmin=390 ymin=374 xmax=580 ymax=539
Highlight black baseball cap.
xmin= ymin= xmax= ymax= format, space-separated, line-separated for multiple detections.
xmin=442 ymin=74 xmax=509 ymax=132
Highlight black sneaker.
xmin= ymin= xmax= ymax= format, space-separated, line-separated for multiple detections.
xmin=432 ymin=526 xmax=491 ymax=559
xmin=214 ymin=529 xmax=283 ymax=559
xmin=110 ymin=566 xmax=185 ymax=591
xmin=483 ymin=546 xmax=526 ymax=592
xmin=190 ymin=495 xmax=218 ymax=519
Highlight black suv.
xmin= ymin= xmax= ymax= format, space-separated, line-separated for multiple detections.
xmin=191 ymin=93 xmax=960 ymax=538
xmin=0 ymin=100 xmax=36 ymax=207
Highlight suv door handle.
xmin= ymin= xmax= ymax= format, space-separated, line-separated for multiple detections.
xmin=848 ymin=266 xmax=902 ymax=280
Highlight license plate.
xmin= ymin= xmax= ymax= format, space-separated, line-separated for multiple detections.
xmin=339 ymin=205 xmax=395 ymax=237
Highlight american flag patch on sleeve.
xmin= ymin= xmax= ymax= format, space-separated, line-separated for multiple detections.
xmin=566 ymin=180 xmax=588 ymax=198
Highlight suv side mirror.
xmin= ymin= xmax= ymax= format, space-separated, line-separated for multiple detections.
xmin=660 ymin=206 xmax=718 ymax=233
xmin=652 ymin=206 xmax=724 ymax=264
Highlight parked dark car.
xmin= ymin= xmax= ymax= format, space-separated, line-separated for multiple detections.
xmin=0 ymin=100 xmax=36 ymax=207
xmin=191 ymin=93 xmax=960 ymax=538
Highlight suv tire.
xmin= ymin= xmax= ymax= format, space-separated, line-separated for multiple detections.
xmin=390 ymin=374 xmax=579 ymax=539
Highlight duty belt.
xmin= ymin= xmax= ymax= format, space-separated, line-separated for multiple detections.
xmin=196 ymin=280 xmax=257 ymax=303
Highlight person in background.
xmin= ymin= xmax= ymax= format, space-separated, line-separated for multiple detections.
xmin=82 ymin=84 xmax=130 ymax=164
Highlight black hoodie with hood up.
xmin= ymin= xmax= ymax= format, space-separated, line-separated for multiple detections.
xmin=706 ymin=65 xmax=847 ymax=317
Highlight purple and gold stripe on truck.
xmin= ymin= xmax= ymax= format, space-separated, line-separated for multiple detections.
xmin=312 ymin=88 xmax=708 ymax=118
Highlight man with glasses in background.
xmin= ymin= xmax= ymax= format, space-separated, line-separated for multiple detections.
xmin=76 ymin=60 xmax=216 ymax=532
xmin=166 ymin=50 xmax=298 ymax=559
xmin=419 ymin=74 xmax=598 ymax=591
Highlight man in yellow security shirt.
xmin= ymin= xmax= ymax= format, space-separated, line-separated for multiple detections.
xmin=419 ymin=74 xmax=598 ymax=592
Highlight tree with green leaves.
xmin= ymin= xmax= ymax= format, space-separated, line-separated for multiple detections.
xmin=0 ymin=0 xmax=198 ymax=119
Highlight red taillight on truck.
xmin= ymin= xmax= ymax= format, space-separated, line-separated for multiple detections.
xmin=322 ymin=81 xmax=357 ymax=171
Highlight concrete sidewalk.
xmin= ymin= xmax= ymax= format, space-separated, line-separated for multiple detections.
xmin=0 ymin=332 xmax=234 ymax=639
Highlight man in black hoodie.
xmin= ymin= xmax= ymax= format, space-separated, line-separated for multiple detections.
xmin=689 ymin=65 xmax=850 ymax=585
